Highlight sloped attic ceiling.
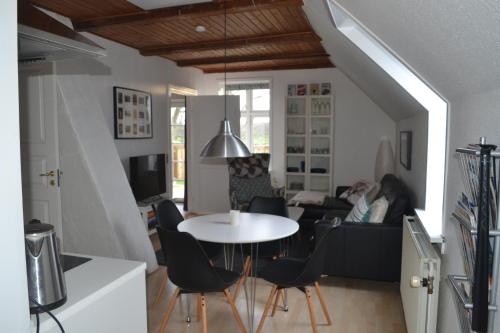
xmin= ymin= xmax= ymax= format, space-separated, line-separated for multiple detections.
xmin=302 ymin=0 xmax=426 ymax=121
xmin=332 ymin=0 xmax=500 ymax=100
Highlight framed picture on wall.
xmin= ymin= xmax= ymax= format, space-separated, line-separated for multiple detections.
xmin=113 ymin=87 xmax=152 ymax=139
xmin=400 ymin=131 xmax=412 ymax=170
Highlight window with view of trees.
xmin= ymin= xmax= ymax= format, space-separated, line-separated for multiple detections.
xmin=224 ymin=83 xmax=271 ymax=154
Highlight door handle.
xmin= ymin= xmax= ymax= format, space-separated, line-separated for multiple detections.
xmin=39 ymin=170 xmax=55 ymax=177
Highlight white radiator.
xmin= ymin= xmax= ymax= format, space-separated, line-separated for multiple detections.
xmin=401 ymin=216 xmax=441 ymax=333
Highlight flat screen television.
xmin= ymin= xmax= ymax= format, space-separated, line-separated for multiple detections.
xmin=129 ymin=154 xmax=166 ymax=201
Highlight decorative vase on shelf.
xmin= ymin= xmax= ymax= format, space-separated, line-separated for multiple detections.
xmin=374 ymin=136 xmax=394 ymax=182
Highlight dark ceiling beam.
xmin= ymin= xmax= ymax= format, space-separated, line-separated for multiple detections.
xmin=73 ymin=0 xmax=304 ymax=32
xmin=201 ymin=61 xmax=335 ymax=73
xmin=177 ymin=52 xmax=330 ymax=66
xmin=140 ymin=31 xmax=320 ymax=56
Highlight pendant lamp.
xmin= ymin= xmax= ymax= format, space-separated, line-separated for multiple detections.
xmin=199 ymin=1 xmax=251 ymax=159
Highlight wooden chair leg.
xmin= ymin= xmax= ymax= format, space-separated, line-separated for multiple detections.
xmin=200 ymin=294 xmax=208 ymax=333
xmin=256 ymin=286 xmax=278 ymax=333
xmin=159 ymin=287 xmax=180 ymax=333
xmin=305 ymin=287 xmax=319 ymax=333
xmin=314 ymin=282 xmax=332 ymax=325
xmin=271 ymin=289 xmax=283 ymax=317
xmin=197 ymin=294 xmax=202 ymax=322
xmin=233 ymin=256 xmax=251 ymax=301
xmin=224 ymin=289 xmax=248 ymax=333
xmin=153 ymin=270 xmax=168 ymax=306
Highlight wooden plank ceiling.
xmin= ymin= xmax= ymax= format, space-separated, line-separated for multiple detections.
xmin=28 ymin=0 xmax=334 ymax=73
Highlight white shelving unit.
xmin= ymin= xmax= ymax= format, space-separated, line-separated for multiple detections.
xmin=285 ymin=94 xmax=334 ymax=200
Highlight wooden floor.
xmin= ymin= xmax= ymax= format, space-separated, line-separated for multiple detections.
xmin=146 ymin=267 xmax=407 ymax=333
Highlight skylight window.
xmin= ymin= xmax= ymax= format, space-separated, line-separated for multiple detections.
xmin=326 ymin=0 xmax=448 ymax=242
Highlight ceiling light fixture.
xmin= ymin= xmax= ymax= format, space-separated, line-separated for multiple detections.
xmin=200 ymin=1 xmax=251 ymax=159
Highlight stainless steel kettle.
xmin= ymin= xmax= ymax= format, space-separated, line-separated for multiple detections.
xmin=25 ymin=221 xmax=67 ymax=313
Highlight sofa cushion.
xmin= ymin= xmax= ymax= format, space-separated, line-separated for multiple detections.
xmin=378 ymin=174 xmax=412 ymax=225
xmin=363 ymin=196 xmax=389 ymax=223
xmin=345 ymin=194 xmax=370 ymax=222
xmin=339 ymin=180 xmax=374 ymax=205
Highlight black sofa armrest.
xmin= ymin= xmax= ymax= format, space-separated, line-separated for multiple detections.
xmin=321 ymin=221 xmax=403 ymax=282
xmin=322 ymin=209 xmax=349 ymax=221
xmin=336 ymin=186 xmax=350 ymax=198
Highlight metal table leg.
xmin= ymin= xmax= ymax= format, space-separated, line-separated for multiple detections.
xmin=243 ymin=243 xmax=259 ymax=332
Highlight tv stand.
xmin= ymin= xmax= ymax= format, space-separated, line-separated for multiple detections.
xmin=137 ymin=195 xmax=167 ymax=235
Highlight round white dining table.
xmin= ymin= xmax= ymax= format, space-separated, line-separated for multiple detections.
xmin=177 ymin=212 xmax=299 ymax=333
xmin=177 ymin=212 xmax=299 ymax=244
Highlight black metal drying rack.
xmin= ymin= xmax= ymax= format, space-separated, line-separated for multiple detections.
xmin=450 ymin=138 xmax=500 ymax=333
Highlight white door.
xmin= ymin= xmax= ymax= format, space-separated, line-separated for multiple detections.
xmin=186 ymin=95 xmax=240 ymax=213
xmin=19 ymin=62 xmax=62 ymax=239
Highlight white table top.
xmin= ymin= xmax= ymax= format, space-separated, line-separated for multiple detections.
xmin=178 ymin=212 xmax=299 ymax=244
xmin=31 ymin=253 xmax=146 ymax=332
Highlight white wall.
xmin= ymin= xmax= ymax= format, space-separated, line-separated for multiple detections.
xmin=41 ymin=10 xmax=203 ymax=180
xmin=195 ymin=68 xmax=396 ymax=189
xmin=57 ymin=87 xmax=126 ymax=259
xmin=55 ymin=62 xmax=158 ymax=272
xmin=0 ymin=1 xmax=31 ymax=331
xmin=73 ymin=34 xmax=202 ymax=179
xmin=397 ymin=112 xmax=428 ymax=208
xmin=437 ymin=87 xmax=500 ymax=332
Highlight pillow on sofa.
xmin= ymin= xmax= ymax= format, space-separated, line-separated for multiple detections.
xmin=289 ymin=191 xmax=327 ymax=205
xmin=340 ymin=180 xmax=375 ymax=205
xmin=362 ymin=195 xmax=389 ymax=223
xmin=345 ymin=194 xmax=370 ymax=222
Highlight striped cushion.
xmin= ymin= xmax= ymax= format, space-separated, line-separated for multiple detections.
xmin=345 ymin=194 xmax=370 ymax=222
xmin=362 ymin=195 xmax=389 ymax=223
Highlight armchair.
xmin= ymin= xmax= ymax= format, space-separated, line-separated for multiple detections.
xmin=227 ymin=154 xmax=284 ymax=210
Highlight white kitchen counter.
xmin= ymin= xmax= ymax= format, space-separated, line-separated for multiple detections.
xmin=31 ymin=254 xmax=147 ymax=333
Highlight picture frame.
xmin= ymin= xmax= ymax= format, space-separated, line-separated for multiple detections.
xmin=113 ymin=87 xmax=152 ymax=139
xmin=400 ymin=131 xmax=412 ymax=170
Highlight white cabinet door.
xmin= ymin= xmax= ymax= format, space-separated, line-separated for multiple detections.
xmin=186 ymin=96 xmax=240 ymax=213
xmin=19 ymin=63 xmax=62 ymax=239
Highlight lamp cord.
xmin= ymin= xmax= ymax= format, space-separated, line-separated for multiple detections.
xmin=35 ymin=312 xmax=40 ymax=333
xmin=223 ymin=0 xmax=227 ymax=120
xmin=30 ymin=298 xmax=65 ymax=333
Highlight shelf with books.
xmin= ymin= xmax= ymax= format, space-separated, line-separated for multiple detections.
xmin=285 ymin=90 xmax=334 ymax=198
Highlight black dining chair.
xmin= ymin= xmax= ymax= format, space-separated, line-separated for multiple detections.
xmin=157 ymin=228 xmax=247 ymax=333
xmin=233 ymin=196 xmax=289 ymax=300
xmin=255 ymin=220 xmax=340 ymax=333
xmin=248 ymin=196 xmax=288 ymax=217
xmin=153 ymin=200 xmax=223 ymax=306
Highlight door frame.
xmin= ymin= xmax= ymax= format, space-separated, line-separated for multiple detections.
xmin=167 ymin=85 xmax=197 ymax=203
xmin=19 ymin=61 xmax=63 ymax=242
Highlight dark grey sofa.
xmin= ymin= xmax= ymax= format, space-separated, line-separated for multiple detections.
xmin=315 ymin=174 xmax=413 ymax=282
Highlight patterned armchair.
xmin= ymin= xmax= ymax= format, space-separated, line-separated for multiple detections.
xmin=227 ymin=154 xmax=284 ymax=210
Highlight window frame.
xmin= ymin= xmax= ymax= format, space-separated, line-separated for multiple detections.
xmin=221 ymin=79 xmax=273 ymax=155
xmin=238 ymin=88 xmax=271 ymax=154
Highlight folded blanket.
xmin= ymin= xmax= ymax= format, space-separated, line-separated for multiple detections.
xmin=289 ymin=191 xmax=327 ymax=206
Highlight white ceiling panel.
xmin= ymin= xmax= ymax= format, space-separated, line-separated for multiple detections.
xmin=334 ymin=0 xmax=500 ymax=100
xmin=303 ymin=0 xmax=424 ymax=121
xmin=127 ymin=0 xmax=211 ymax=10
